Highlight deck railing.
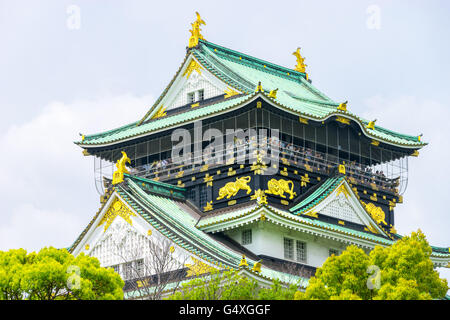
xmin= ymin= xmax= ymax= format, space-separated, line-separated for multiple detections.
xmin=130 ymin=140 xmax=400 ymax=193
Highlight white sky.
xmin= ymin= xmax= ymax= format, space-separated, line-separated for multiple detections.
xmin=1 ymin=0 xmax=449 ymax=287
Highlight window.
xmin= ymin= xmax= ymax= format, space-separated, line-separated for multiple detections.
xmin=135 ymin=259 xmax=144 ymax=277
xmin=188 ymin=92 xmax=195 ymax=103
xmin=188 ymin=90 xmax=204 ymax=104
xmin=284 ymin=238 xmax=294 ymax=260
xmin=188 ymin=188 xmax=196 ymax=202
xmin=199 ymin=185 xmax=207 ymax=208
xmin=296 ymin=241 xmax=307 ymax=263
xmin=124 ymin=262 xmax=133 ymax=280
xmin=329 ymin=249 xmax=340 ymax=257
xmin=242 ymin=229 xmax=252 ymax=245
xmin=198 ymin=89 xmax=204 ymax=101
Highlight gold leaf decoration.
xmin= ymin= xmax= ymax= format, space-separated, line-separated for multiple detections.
xmin=97 ymin=198 xmax=136 ymax=232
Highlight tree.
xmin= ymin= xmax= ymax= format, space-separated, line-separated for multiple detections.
xmin=295 ymin=230 xmax=449 ymax=300
xmin=0 ymin=247 xmax=124 ymax=300
xmin=108 ymin=230 xmax=189 ymax=300
xmin=167 ymin=269 xmax=298 ymax=300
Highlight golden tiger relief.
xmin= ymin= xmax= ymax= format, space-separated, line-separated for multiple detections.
xmin=217 ymin=176 xmax=252 ymax=200
xmin=265 ymin=178 xmax=297 ymax=200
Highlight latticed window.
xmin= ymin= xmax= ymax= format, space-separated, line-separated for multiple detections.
xmin=135 ymin=259 xmax=144 ymax=277
xmin=199 ymin=185 xmax=207 ymax=208
xmin=198 ymin=89 xmax=204 ymax=101
xmin=188 ymin=188 xmax=196 ymax=202
xmin=188 ymin=92 xmax=195 ymax=103
xmin=296 ymin=241 xmax=307 ymax=262
xmin=124 ymin=262 xmax=133 ymax=280
xmin=242 ymin=229 xmax=252 ymax=245
xmin=329 ymin=249 xmax=340 ymax=257
xmin=284 ymin=238 xmax=294 ymax=260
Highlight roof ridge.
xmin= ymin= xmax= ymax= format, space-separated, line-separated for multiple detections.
xmin=290 ymin=175 xmax=343 ymax=213
xmin=124 ymin=174 xmax=186 ymax=192
xmin=199 ymin=40 xmax=335 ymax=103
xmin=199 ymin=39 xmax=306 ymax=80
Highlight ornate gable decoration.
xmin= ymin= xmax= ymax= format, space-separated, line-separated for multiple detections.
xmin=161 ymin=56 xmax=227 ymax=111
xmin=97 ymin=197 xmax=137 ymax=232
xmin=308 ymin=180 xmax=388 ymax=236
xmin=183 ymin=59 xmax=203 ymax=79
xmin=319 ymin=185 xmax=365 ymax=225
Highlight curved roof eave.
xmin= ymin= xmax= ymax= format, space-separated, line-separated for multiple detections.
xmin=76 ymin=92 xmax=425 ymax=150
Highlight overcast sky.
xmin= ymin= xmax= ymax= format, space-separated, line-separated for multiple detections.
xmin=1 ymin=0 xmax=449 ymax=285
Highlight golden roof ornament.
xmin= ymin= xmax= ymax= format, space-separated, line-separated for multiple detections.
xmin=255 ymin=81 xmax=264 ymax=92
xmin=337 ymin=101 xmax=348 ymax=112
xmin=112 ymin=151 xmax=131 ymax=185
xmin=239 ymin=254 xmax=249 ymax=268
xmin=417 ymin=133 xmax=423 ymax=142
xmin=251 ymin=260 xmax=262 ymax=273
xmin=293 ymin=47 xmax=307 ymax=74
xmin=367 ymin=119 xmax=377 ymax=130
xmin=268 ymin=88 xmax=278 ymax=99
xmin=188 ymin=12 xmax=206 ymax=48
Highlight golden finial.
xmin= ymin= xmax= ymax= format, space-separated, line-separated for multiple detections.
xmin=255 ymin=81 xmax=264 ymax=92
xmin=337 ymin=101 xmax=348 ymax=112
xmin=188 ymin=12 xmax=206 ymax=48
xmin=268 ymin=89 xmax=278 ymax=99
xmin=292 ymin=47 xmax=307 ymax=73
xmin=251 ymin=260 xmax=262 ymax=273
xmin=417 ymin=134 xmax=423 ymax=142
xmin=239 ymin=254 xmax=249 ymax=268
xmin=367 ymin=119 xmax=377 ymax=130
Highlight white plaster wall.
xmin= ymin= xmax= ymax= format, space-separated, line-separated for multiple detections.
xmin=225 ymin=223 xmax=349 ymax=268
xmin=166 ymin=72 xmax=224 ymax=110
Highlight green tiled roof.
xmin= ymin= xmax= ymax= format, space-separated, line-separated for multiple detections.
xmin=198 ymin=200 xmax=395 ymax=246
xmin=197 ymin=204 xmax=259 ymax=228
xmin=124 ymin=173 xmax=186 ymax=199
xmin=120 ymin=176 xmax=255 ymax=268
xmin=290 ymin=176 xmax=344 ymax=214
xmin=196 ymin=41 xmax=423 ymax=147
xmin=79 ymin=94 xmax=251 ymax=146
xmin=76 ymin=40 xmax=425 ymax=149
xmin=197 ymin=200 xmax=450 ymax=258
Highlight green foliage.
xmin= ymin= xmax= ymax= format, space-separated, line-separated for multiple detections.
xmin=0 ymin=247 xmax=124 ymax=300
xmin=295 ymin=230 xmax=449 ymax=300
xmin=167 ymin=270 xmax=298 ymax=300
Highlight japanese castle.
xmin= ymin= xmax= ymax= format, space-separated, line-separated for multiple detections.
xmin=69 ymin=13 xmax=450 ymax=298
